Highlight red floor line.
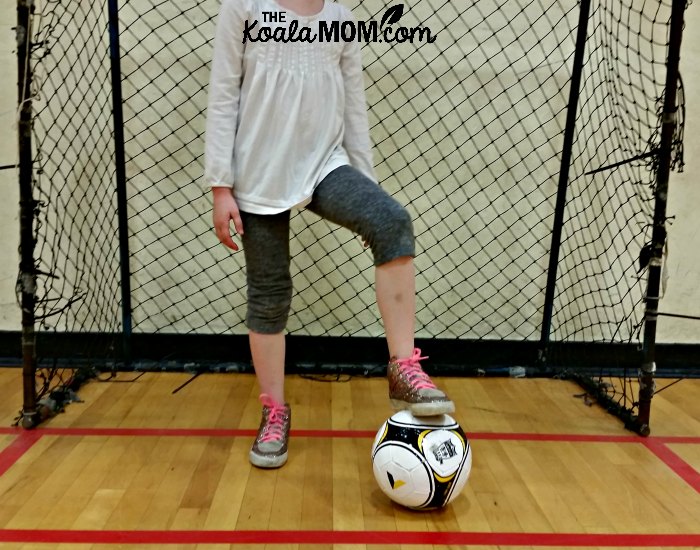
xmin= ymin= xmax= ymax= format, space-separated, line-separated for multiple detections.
xmin=643 ymin=439 xmax=700 ymax=493
xmin=0 ymin=529 xmax=699 ymax=546
xmin=0 ymin=426 xmax=698 ymax=443
xmin=470 ymin=432 xmax=643 ymax=443
xmin=0 ymin=431 xmax=42 ymax=477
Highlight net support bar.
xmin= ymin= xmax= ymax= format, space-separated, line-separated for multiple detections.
xmin=538 ymin=0 xmax=592 ymax=360
xmin=638 ymin=0 xmax=687 ymax=434
xmin=108 ymin=0 xmax=133 ymax=365
xmin=17 ymin=0 xmax=39 ymax=428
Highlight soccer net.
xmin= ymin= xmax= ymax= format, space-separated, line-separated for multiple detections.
xmin=15 ymin=0 xmax=686 ymax=431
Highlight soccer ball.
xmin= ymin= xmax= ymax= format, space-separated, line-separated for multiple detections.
xmin=370 ymin=410 xmax=472 ymax=510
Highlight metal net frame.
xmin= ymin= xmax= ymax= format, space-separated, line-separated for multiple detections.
xmin=14 ymin=0 xmax=687 ymax=433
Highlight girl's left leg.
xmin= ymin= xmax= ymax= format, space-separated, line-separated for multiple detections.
xmin=306 ymin=165 xmax=454 ymax=416
xmin=375 ymin=255 xmax=415 ymax=361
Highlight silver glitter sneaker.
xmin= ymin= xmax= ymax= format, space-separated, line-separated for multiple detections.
xmin=249 ymin=394 xmax=291 ymax=469
xmin=388 ymin=348 xmax=455 ymax=417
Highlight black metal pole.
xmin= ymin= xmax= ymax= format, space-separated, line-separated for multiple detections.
xmin=107 ymin=0 xmax=133 ymax=366
xmin=538 ymin=0 xmax=592 ymax=362
xmin=637 ymin=0 xmax=686 ymax=435
xmin=17 ymin=0 xmax=38 ymax=428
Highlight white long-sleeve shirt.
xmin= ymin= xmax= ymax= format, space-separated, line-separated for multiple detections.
xmin=204 ymin=0 xmax=376 ymax=214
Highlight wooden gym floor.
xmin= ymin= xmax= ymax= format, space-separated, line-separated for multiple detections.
xmin=0 ymin=367 xmax=698 ymax=549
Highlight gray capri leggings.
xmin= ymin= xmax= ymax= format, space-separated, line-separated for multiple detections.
xmin=240 ymin=164 xmax=415 ymax=334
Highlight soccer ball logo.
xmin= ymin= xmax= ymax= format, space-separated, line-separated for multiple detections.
xmin=432 ymin=439 xmax=457 ymax=464
xmin=371 ymin=410 xmax=472 ymax=510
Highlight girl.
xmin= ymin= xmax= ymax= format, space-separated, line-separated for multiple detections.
xmin=205 ymin=0 xmax=454 ymax=469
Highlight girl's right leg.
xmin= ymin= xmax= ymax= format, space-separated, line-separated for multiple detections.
xmin=240 ymin=210 xmax=293 ymax=468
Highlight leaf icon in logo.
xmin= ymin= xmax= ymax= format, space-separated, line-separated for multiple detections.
xmin=380 ymin=4 xmax=404 ymax=28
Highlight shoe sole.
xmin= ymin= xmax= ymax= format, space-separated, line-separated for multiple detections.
xmin=249 ymin=450 xmax=288 ymax=469
xmin=391 ymin=398 xmax=455 ymax=417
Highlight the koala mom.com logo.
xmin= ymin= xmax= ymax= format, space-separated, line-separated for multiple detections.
xmin=243 ymin=4 xmax=438 ymax=44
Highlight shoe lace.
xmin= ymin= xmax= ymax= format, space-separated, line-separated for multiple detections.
xmin=395 ymin=348 xmax=436 ymax=390
xmin=259 ymin=394 xmax=287 ymax=443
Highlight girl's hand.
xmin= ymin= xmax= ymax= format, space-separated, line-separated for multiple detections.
xmin=212 ymin=187 xmax=244 ymax=251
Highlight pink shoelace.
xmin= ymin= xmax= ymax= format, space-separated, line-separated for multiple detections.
xmin=395 ymin=348 xmax=437 ymax=390
xmin=259 ymin=394 xmax=287 ymax=443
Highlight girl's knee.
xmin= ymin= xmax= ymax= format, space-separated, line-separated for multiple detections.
xmin=246 ymin=283 xmax=292 ymax=333
xmin=371 ymin=205 xmax=415 ymax=265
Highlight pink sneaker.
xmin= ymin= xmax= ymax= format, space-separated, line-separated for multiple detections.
xmin=249 ymin=394 xmax=291 ymax=468
xmin=388 ymin=348 xmax=455 ymax=416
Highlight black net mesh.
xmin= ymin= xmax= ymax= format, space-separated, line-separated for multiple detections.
xmin=20 ymin=0 xmax=119 ymax=416
xmin=552 ymin=0 xmax=675 ymax=343
xmin=31 ymin=1 xmax=119 ymax=335
xmin=115 ymin=0 xmax=579 ymax=338
xmin=20 ymin=0 xmax=686 ymax=429
xmin=552 ymin=0 xmax=684 ymax=425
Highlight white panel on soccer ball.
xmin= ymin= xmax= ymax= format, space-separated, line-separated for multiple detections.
xmin=372 ymin=444 xmax=433 ymax=509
